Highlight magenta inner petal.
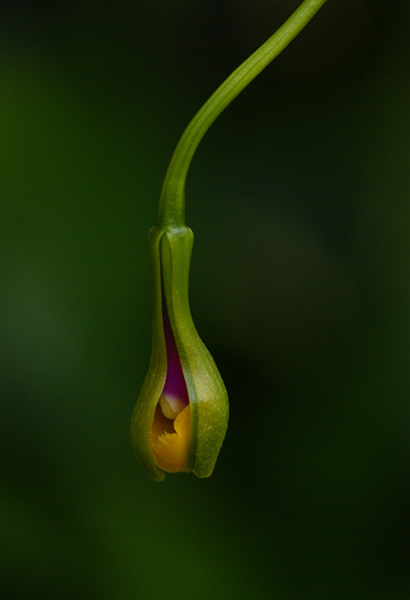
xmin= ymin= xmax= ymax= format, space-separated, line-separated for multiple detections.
xmin=162 ymin=299 xmax=189 ymax=406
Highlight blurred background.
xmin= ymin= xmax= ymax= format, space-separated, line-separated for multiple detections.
xmin=1 ymin=1 xmax=409 ymax=598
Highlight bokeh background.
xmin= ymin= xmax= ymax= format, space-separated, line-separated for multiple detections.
xmin=1 ymin=1 xmax=409 ymax=598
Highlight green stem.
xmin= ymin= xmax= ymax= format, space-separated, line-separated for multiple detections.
xmin=157 ymin=0 xmax=328 ymax=228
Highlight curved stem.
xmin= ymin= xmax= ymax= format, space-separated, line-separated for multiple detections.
xmin=157 ymin=0 xmax=328 ymax=228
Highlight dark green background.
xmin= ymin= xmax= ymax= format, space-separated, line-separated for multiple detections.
xmin=1 ymin=1 xmax=409 ymax=598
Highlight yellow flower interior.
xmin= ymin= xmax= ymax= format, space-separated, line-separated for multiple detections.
xmin=151 ymin=403 xmax=191 ymax=473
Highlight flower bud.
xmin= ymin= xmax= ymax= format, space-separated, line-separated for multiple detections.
xmin=130 ymin=225 xmax=229 ymax=481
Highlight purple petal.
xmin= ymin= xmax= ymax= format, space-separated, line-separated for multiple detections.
xmin=162 ymin=299 xmax=189 ymax=406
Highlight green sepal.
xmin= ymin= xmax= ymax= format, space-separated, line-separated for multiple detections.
xmin=130 ymin=226 xmax=167 ymax=482
xmin=130 ymin=224 xmax=229 ymax=480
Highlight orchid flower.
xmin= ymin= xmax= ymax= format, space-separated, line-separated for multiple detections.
xmin=130 ymin=0 xmax=328 ymax=480
xmin=130 ymin=226 xmax=229 ymax=481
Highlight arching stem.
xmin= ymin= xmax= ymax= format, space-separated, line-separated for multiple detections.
xmin=157 ymin=0 xmax=328 ymax=229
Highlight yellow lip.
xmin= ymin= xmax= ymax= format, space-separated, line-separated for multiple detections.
xmin=151 ymin=404 xmax=191 ymax=473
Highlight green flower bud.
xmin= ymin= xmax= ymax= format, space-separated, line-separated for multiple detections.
xmin=130 ymin=224 xmax=229 ymax=481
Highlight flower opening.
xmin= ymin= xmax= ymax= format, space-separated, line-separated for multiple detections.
xmin=151 ymin=297 xmax=191 ymax=473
